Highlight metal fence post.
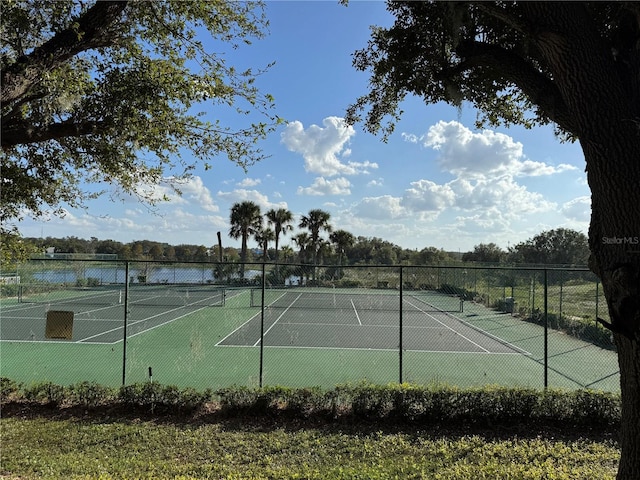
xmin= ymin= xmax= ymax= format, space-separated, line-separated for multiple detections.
xmin=595 ymin=280 xmax=600 ymax=328
xmin=559 ymin=269 xmax=564 ymax=321
xmin=399 ymin=266 xmax=403 ymax=384
xmin=544 ymin=268 xmax=548 ymax=389
xmin=259 ymin=262 xmax=266 ymax=388
xmin=122 ymin=261 xmax=129 ymax=386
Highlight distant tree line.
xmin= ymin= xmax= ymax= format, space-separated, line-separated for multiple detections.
xmin=461 ymin=228 xmax=589 ymax=267
xmin=17 ymin=217 xmax=588 ymax=268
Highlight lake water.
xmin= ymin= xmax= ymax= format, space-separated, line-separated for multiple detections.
xmin=30 ymin=266 xmax=261 ymax=285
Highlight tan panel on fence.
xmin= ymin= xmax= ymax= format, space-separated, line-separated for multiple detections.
xmin=45 ymin=310 xmax=74 ymax=340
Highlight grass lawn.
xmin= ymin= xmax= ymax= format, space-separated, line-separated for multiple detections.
xmin=1 ymin=412 xmax=619 ymax=479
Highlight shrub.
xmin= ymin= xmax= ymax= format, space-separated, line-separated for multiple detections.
xmin=23 ymin=381 xmax=66 ymax=406
xmin=0 ymin=377 xmax=21 ymax=402
xmin=350 ymin=382 xmax=395 ymax=418
xmin=119 ymin=382 xmax=212 ymax=414
xmin=1 ymin=378 xmax=621 ymax=429
xmin=0 ymin=284 xmax=19 ymax=298
xmin=67 ymin=381 xmax=117 ymax=408
xmin=216 ymin=385 xmax=263 ymax=412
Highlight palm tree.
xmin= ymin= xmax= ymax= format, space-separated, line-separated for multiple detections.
xmin=292 ymin=232 xmax=311 ymax=262
xmin=316 ymin=239 xmax=332 ymax=266
xmin=254 ymin=225 xmax=275 ymax=262
xmin=292 ymin=232 xmax=312 ymax=285
xmin=280 ymin=245 xmax=295 ymax=263
xmin=298 ymin=209 xmax=332 ymax=273
xmin=265 ymin=208 xmax=294 ymax=264
xmin=229 ymin=201 xmax=262 ymax=277
xmin=330 ymin=229 xmax=355 ymax=273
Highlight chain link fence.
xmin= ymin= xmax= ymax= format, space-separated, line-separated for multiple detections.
xmin=1 ymin=259 xmax=618 ymax=392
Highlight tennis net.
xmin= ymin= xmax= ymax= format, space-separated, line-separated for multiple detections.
xmin=18 ymin=284 xmax=225 ymax=308
xmin=250 ymin=288 xmax=463 ymax=312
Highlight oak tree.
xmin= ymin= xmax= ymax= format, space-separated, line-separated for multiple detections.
xmin=1 ymin=0 xmax=279 ymax=234
xmin=509 ymin=228 xmax=589 ymax=266
xmin=347 ymin=2 xmax=640 ymax=477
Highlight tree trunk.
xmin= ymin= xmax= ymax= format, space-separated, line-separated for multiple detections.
xmin=583 ymin=133 xmax=640 ymax=479
xmin=523 ymin=6 xmax=640 ymax=476
xmin=240 ymin=235 xmax=247 ymax=279
xmin=615 ymin=334 xmax=640 ymax=478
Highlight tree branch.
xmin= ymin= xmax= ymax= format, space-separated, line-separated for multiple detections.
xmin=474 ymin=3 xmax=530 ymax=36
xmin=1 ymin=118 xmax=106 ymax=149
xmin=1 ymin=0 xmax=128 ymax=106
xmin=450 ymin=40 xmax=577 ymax=134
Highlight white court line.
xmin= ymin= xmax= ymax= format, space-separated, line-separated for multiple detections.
xmin=252 ymin=293 xmax=302 ymax=347
xmin=215 ymin=290 xmax=291 ymax=346
xmin=1 ymin=338 xmax=116 ymax=345
xmin=124 ymin=306 xmax=212 ymax=340
xmin=215 ymin=311 xmax=262 ymax=345
xmin=404 ymin=299 xmax=530 ymax=355
xmin=3 ymin=289 xmax=245 ymax=345
xmin=351 ymin=299 xmax=362 ymax=326
xmin=215 ymin=344 xmax=523 ymax=355
xmin=279 ymin=321 xmax=444 ymax=329
xmin=126 ymin=290 xmax=243 ymax=342
xmin=77 ymin=302 xmax=211 ymax=343
xmin=404 ymin=299 xmax=490 ymax=353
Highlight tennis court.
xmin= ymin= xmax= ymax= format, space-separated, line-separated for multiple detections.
xmin=0 ymin=282 xmax=619 ymax=392
xmin=0 ymin=284 xmax=228 ymax=344
xmin=218 ymin=288 xmax=528 ymax=355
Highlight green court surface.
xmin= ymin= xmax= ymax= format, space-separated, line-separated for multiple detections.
xmin=0 ymin=287 xmax=620 ymax=392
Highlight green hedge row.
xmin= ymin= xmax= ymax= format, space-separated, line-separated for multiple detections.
xmin=1 ymin=378 xmax=620 ymax=428
xmin=514 ymin=309 xmax=614 ymax=350
xmin=0 ymin=378 xmax=212 ymax=414
xmin=216 ymin=383 xmax=620 ymax=427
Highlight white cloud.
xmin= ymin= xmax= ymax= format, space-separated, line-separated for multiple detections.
xmin=124 ymin=176 xmax=219 ymax=213
xmin=156 ymin=208 xmax=227 ymax=233
xmin=379 ymin=121 xmax=566 ymax=236
xmin=401 ymin=132 xmax=419 ymax=143
xmin=176 ymin=176 xmax=219 ymax=212
xmin=353 ymin=195 xmax=406 ymax=220
xmin=409 ymin=120 xmax=576 ymax=178
xmin=367 ymin=179 xmax=384 ymax=187
xmin=237 ymin=177 xmax=261 ymax=187
xmin=402 ymin=180 xmax=455 ymax=212
xmin=449 ymin=176 xmax=555 ymax=214
xmin=454 ymin=208 xmax=513 ymax=230
xmin=281 ymin=116 xmax=378 ymax=176
xmin=561 ymin=196 xmax=591 ymax=222
xmin=518 ymin=160 xmax=576 ymax=176
xmin=130 ymin=181 xmax=179 ymax=204
xmin=297 ymin=177 xmax=352 ymax=196
xmin=57 ymin=210 xmax=97 ymax=229
xmin=217 ymin=188 xmax=287 ymax=212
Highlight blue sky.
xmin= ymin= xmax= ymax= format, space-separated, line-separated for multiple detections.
xmin=17 ymin=1 xmax=591 ymax=253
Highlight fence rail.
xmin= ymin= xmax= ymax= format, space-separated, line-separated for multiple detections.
xmin=0 ymin=259 xmax=619 ymax=392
